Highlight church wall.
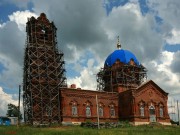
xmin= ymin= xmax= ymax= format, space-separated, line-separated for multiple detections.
xmin=118 ymin=81 xmax=170 ymax=125
xmin=133 ymin=83 xmax=170 ymax=124
xmin=119 ymin=90 xmax=134 ymax=121
xmin=60 ymin=88 xmax=119 ymax=124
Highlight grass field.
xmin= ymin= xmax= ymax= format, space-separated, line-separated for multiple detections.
xmin=0 ymin=125 xmax=180 ymax=135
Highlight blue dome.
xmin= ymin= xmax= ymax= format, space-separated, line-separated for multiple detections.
xmin=105 ymin=49 xmax=140 ymax=67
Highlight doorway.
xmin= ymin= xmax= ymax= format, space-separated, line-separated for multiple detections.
xmin=149 ymin=105 xmax=156 ymax=122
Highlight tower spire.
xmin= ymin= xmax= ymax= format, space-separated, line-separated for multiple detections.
xmin=117 ymin=36 xmax=121 ymax=49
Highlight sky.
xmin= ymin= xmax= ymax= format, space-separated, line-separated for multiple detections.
xmin=0 ymin=0 xmax=180 ymax=120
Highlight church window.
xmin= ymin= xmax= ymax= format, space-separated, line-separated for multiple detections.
xmin=110 ymin=105 xmax=115 ymax=117
xmin=39 ymin=24 xmax=48 ymax=40
xmin=129 ymin=58 xmax=135 ymax=65
xmin=140 ymin=106 xmax=145 ymax=117
xmin=72 ymin=105 xmax=77 ymax=116
xmin=159 ymin=107 xmax=163 ymax=117
xmin=159 ymin=105 xmax=163 ymax=117
xmin=99 ymin=107 xmax=103 ymax=117
xmin=149 ymin=105 xmax=155 ymax=115
xmin=86 ymin=106 xmax=91 ymax=117
xmin=70 ymin=101 xmax=78 ymax=116
xmin=139 ymin=102 xmax=145 ymax=117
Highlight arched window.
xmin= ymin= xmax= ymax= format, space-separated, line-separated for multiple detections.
xmin=139 ymin=102 xmax=145 ymax=117
xmin=110 ymin=105 xmax=115 ymax=117
xmin=149 ymin=105 xmax=155 ymax=115
xmin=129 ymin=58 xmax=135 ymax=65
xmin=159 ymin=104 xmax=163 ymax=117
xmin=86 ymin=106 xmax=91 ymax=117
xmin=70 ymin=101 xmax=78 ymax=116
xmin=99 ymin=107 xmax=103 ymax=117
xmin=72 ymin=105 xmax=77 ymax=116
xmin=140 ymin=106 xmax=145 ymax=117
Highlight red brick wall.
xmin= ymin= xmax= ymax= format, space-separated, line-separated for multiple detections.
xmin=60 ymin=81 xmax=170 ymax=124
xmin=60 ymin=88 xmax=119 ymax=123
xmin=119 ymin=90 xmax=134 ymax=121
xmin=133 ymin=83 xmax=170 ymax=123
xmin=118 ymin=81 xmax=170 ymax=124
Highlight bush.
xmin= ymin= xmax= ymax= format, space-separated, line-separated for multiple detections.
xmin=118 ymin=120 xmax=132 ymax=128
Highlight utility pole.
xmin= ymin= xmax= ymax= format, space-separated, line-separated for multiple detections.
xmin=177 ymin=100 xmax=180 ymax=126
xmin=18 ymin=85 xmax=21 ymax=126
xmin=96 ymin=95 xmax=100 ymax=129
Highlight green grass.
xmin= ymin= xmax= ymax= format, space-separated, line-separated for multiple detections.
xmin=0 ymin=125 xmax=180 ymax=135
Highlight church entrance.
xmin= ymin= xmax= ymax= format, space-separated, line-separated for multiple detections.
xmin=149 ymin=105 xmax=156 ymax=122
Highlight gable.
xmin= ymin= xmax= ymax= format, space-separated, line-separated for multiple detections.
xmin=134 ymin=80 xmax=168 ymax=101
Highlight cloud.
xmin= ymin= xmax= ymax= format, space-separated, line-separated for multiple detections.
xmin=0 ymin=87 xmax=18 ymax=116
xmin=171 ymin=51 xmax=180 ymax=74
xmin=0 ymin=53 xmax=22 ymax=90
xmin=147 ymin=0 xmax=180 ymax=45
xmin=102 ymin=2 xmax=163 ymax=63
xmin=148 ymin=0 xmax=180 ymax=29
xmin=0 ymin=21 xmax=24 ymax=65
xmin=0 ymin=10 xmax=37 ymax=65
xmin=67 ymin=58 xmax=101 ymax=90
xmin=144 ymin=51 xmax=180 ymax=98
xmin=165 ymin=29 xmax=180 ymax=44
xmin=0 ymin=10 xmax=37 ymax=93
xmin=142 ymin=50 xmax=180 ymax=120
xmin=8 ymin=10 xmax=37 ymax=31
xmin=31 ymin=0 xmax=110 ymax=61
xmin=0 ymin=23 xmax=5 ymax=28
xmin=30 ymin=0 xmax=164 ymax=64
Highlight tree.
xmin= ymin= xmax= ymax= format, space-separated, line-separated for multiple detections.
xmin=6 ymin=103 xmax=23 ymax=120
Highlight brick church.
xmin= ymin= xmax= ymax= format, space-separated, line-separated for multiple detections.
xmin=23 ymin=13 xmax=171 ymax=125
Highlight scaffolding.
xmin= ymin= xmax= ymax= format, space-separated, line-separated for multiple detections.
xmin=23 ymin=13 xmax=67 ymax=125
xmin=168 ymin=100 xmax=176 ymax=122
xmin=97 ymin=62 xmax=147 ymax=92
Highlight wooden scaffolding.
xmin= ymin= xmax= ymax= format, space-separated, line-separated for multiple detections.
xmin=23 ymin=13 xmax=67 ymax=125
xmin=97 ymin=62 xmax=147 ymax=92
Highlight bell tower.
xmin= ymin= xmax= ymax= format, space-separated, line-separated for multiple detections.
xmin=23 ymin=13 xmax=67 ymax=125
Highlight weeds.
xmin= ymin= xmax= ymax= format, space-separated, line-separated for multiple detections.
xmin=0 ymin=124 xmax=180 ymax=135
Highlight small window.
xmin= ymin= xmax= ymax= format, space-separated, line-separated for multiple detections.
xmin=110 ymin=106 xmax=115 ymax=117
xmin=140 ymin=106 xmax=145 ymax=117
xmin=41 ymin=29 xmax=45 ymax=33
xmin=99 ymin=107 xmax=103 ymax=117
xmin=72 ymin=105 xmax=77 ymax=116
xmin=139 ymin=102 xmax=145 ymax=117
xmin=159 ymin=106 xmax=163 ymax=117
xmin=86 ymin=106 xmax=91 ymax=117
xmin=129 ymin=58 xmax=135 ymax=65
